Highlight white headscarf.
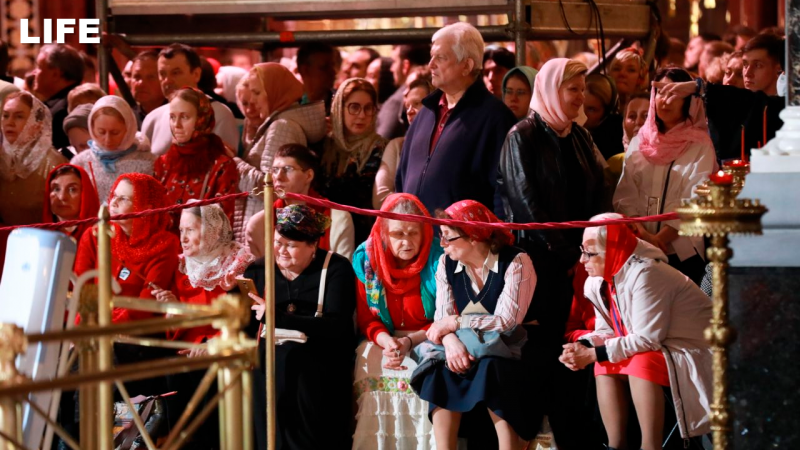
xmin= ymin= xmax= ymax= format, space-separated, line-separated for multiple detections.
xmin=180 ymin=204 xmax=255 ymax=291
xmin=216 ymin=66 xmax=249 ymax=104
xmin=88 ymin=95 xmax=148 ymax=151
xmin=0 ymin=93 xmax=54 ymax=181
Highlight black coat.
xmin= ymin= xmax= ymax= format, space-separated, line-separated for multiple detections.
xmin=705 ymin=84 xmax=784 ymax=163
xmin=497 ymin=112 xmax=607 ymax=329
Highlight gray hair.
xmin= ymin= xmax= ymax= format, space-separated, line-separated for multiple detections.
xmin=380 ymin=199 xmax=424 ymax=239
xmin=431 ymin=22 xmax=485 ymax=72
xmin=41 ymin=44 xmax=85 ymax=84
xmin=587 ymin=212 xmax=624 ymax=252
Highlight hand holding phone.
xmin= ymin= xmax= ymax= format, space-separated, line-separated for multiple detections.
xmin=236 ymin=277 xmax=258 ymax=299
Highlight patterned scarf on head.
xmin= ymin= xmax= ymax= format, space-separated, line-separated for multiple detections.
xmin=0 ymin=93 xmax=54 ymax=180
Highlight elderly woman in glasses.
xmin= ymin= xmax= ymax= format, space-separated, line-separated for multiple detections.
xmin=247 ymin=204 xmax=356 ymax=450
xmin=411 ymin=200 xmax=538 ymax=450
xmin=320 ymin=78 xmax=388 ymax=243
xmin=559 ymin=213 xmax=712 ymax=450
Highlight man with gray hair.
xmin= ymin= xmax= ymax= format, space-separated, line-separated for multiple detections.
xmin=395 ymin=22 xmax=517 ymax=216
xmin=32 ymin=44 xmax=85 ymax=153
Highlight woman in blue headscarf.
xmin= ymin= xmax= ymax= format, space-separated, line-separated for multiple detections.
xmin=502 ymin=66 xmax=538 ymax=121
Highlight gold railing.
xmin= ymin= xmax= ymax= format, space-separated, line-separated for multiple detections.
xmin=0 ymin=175 xmax=280 ymax=449
xmin=677 ymin=166 xmax=766 ymax=450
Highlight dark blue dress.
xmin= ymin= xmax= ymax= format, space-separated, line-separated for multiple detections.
xmin=410 ymin=247 xmax=538 ymax=441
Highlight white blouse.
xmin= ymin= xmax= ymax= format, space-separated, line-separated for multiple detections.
xmin=613 ymin=136 xmax=718 ymax=261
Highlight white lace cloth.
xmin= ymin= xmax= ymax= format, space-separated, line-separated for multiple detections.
xmin=352 ymin=334 xmax=436 ymax=450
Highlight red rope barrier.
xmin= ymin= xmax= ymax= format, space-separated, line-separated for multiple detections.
xmin=281 ymin=192 xmax=679 ymax=230
xmin=0 ymin=192 xmax=249 ymax=233
xmin=1 ymin=189 xmax=679 ymax=234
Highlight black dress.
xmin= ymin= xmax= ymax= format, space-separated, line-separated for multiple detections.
xmin=411 ymin=247 xmax=538 ymax=442
xmin=320 ymin=143 xmax=384 ymax=244
xmin=245 ymin=250 xmax=356 ymax=450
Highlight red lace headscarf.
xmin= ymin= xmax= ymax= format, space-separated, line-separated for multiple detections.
xmin=108 ymin=173 xmax=176 ymax=265
xmin=164 ymin=87 xmax=226 ymax=175
xmin=42 ymin=164 xmax=100 ymax=240
xmin=367 ymin=193 xmax=434 ymax=296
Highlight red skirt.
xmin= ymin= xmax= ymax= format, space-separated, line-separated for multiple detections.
xmin=594 ymin=350 xmax=670 ymax=387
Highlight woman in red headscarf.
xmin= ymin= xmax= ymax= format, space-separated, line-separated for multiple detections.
xmin=154 ymin=87 xmax=239 ymax=232
xmin=352 ymin=193 xmax=443 ymax=449
xmin=74 ymin=173 xmax=181 ymax=323
xmin=411 ymin=200 xmax=538 ymax=450
xmin=42 ymin=163 xmax=100 ymax=243
xmin=559 ymin=213 xmax=712 ymax=450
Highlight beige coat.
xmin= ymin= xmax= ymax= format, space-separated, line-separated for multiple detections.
xmin=233 ymin=102 xmax=327 ymax=242
xmin=583 ymin=241 xmax=713 ymax=439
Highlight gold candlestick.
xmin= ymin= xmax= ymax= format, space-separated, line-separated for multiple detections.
xmin=677 ymin=171 xmax=766 ymax=450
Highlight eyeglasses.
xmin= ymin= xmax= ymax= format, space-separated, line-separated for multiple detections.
xmin=270 ymin=165 xmax=303 ymax=177
xmin=109 ymin=194 xmax=132 ymax=206
xmin=440 ymin=235 xmax=463 ymax=246
xmin=579 ymin=245 xmax=603 ymax=259
xmin=503 ymin=88 xmax=530 ymax=98
xmin=346 ymin=102 xmax=376 ymax=117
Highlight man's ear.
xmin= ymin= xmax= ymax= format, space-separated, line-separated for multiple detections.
xmin=402 ymin=60 xmax=412 ymax=77
xmin=464 ymin=58 xmax=475 ymax=76
xmin=191 ymin=67 xmax=202 ymax=85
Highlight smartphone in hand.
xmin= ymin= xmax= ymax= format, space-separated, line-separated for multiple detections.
xmin=236 ymin=277 xmax=258 ymax=301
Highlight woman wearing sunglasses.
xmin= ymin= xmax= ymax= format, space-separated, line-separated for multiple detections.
xmin=320 ymin=78 xmax=388 ymax=243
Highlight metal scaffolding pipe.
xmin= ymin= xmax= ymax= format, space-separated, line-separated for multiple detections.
xmin=121 ymin=25 xmax=647 ymax=48
xmin=513 ymin=0 xmax=528 ymax=67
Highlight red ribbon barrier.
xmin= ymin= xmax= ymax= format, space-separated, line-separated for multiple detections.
xmin=0 ymin=190 xmax=679 ymax=233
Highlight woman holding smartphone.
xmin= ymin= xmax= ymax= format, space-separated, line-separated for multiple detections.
xmin=247 ymin=204 xmax=357 ymax=450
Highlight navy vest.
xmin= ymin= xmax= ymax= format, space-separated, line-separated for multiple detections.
xmin=444 ymin=247 xmax=523 ymax=315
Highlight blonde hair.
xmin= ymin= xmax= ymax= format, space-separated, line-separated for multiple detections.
xmin=561 ymin=60 xmax=588 ymax=85
xmin=611 ymin=49 xmax=649 ymax=87
xmin=67 ymin=83 xmax=106 ymax=113
xmin=90 ymin=106 xmax=125 ymax=127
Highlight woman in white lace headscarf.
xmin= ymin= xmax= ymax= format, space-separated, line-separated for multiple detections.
xmin=152 ymin=203 xmax=254 ymax=346
xmin=0 ymin=91 xmax=67 ymax=272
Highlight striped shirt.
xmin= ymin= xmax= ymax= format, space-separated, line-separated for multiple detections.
xmin=434 ymin=251 xmax=536 ymax=332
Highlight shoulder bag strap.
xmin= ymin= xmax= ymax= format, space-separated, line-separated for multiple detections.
xmin=315 ymin=251 xmax=334 ymax=318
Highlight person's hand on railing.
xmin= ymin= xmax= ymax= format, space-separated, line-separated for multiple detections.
xmin=178 ymin=347 xmax=208 ymax=358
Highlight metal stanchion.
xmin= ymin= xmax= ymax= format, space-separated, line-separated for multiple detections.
xmin=263 ymin=173 xmax=276 ymax=449
xmin=677 ymin=171 xmax=766 ymax=450
xmin=96 ymin=205 xmax=114 ymax=449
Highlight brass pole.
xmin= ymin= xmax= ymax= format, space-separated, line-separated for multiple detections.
xmin=78 ymin=336 xmax=97 ymax=450
xmin=264 ymin=172 xmax=276 ymax=448
xmin=17 ymin=396 xmax=81 ymax=450
xmin=241 ymin=369 xmax=253 ymax=450
xmin=115 ymin=381 xmax=157 ymax=450
xmin=678 ymin=175 xmax=766 ymax=450
xmin=0 ymin=324 xmax=25 ymax=450
xmin=0 ymin=349 xmax=256 ymax=397
xmin=96 ymin=205 xmax=114 ymax=450
xmin=707 ymin=234 xmax=733 ymax=449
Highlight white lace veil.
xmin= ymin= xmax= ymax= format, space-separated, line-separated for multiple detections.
xmin=0 ymin=93 xmax=54 ymax=180
xmin=180 ymin=203 xmax=255 ymax=291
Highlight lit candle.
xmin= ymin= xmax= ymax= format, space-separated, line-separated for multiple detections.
xmin=741 ymin=125 xmax=745 ymax=161
xmin=763 ymin=106 xmax=768 ymax=148
xmin=710 ymin=170 xmax=734 ymax=185
xmin=725 ymin=159 xmax=749 ymax=168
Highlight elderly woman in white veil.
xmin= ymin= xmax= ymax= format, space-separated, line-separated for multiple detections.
xmin=152 ymin=203 xmax=255 ymax=347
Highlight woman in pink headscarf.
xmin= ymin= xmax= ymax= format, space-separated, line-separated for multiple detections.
xmin=497 ymin=57 xmax=609 ymax=450
xmin=613 ymin=67 xmax=717 ymax=285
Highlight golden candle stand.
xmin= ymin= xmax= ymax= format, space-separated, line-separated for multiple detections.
xmin=677 ymin=171 xmax=767 ymax=450
xmin=0 ymin=204 xmax=260 ymax=450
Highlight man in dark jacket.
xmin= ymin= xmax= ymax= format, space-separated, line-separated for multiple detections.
xmin=32 ymin=44 xmax=84 ymax=152
xmin=395 ymin=22 xmax=517 ymax=217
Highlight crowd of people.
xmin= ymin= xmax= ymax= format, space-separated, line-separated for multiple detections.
xmin=0 ymin=18 xmax=786 ymax=450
